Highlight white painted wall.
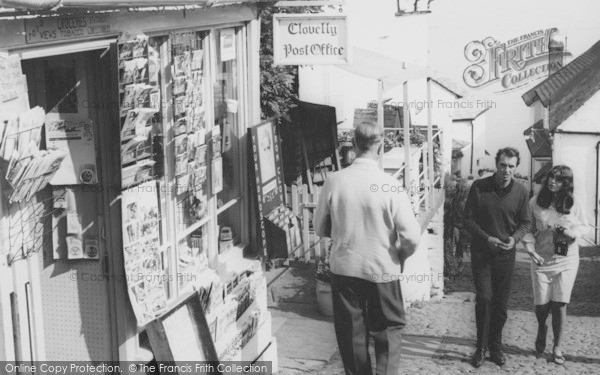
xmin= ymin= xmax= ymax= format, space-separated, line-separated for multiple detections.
xmin=558 ymin=90 xmax=600 ymax=133
xmin=431 ymin=83 xmax=457 ymax=176
xmin=453 ymin=120 xmax=471 ymax=143
xmin=552 ymin=133 xmax=600 ymax=244
xmin=429 ymin=0 xmax=600 ymax=177
xmin=451 ymin=114 xmax=488 ymax=176
xmin=472 ymin=115 xmax=489 ymax=172
xmin=461 ymin=151 xmax=472 ymax=177
xmin=453 ymin=120 xmax=473 ymax=175
xmin=551 ymin=88 xmax=600 ymax=244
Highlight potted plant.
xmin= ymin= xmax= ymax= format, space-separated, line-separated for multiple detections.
xmin=315 ymin=249 xmax=334 ymax=317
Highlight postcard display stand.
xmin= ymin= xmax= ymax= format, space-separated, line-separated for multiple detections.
xmin=117 ymin=35 xmax=275 ymax=370
xmin=249 ymin=120 xmax=302 ymax=262
xmin=119 ymin=35 xmax=160 ymax=189
xmin=118 ymin=35 xmax=169 ymax=327
xmin=0 ymin=59 xmax=67 ymax=263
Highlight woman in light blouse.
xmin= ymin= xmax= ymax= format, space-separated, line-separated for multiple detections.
xmin=522 ymin=165 xmax=589 ymax=365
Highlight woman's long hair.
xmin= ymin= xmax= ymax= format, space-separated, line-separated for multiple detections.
xmin=537 ymin=165 xmax=574 ymax=214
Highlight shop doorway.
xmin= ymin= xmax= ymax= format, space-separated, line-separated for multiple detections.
xmin=20 ymin=48 xmax=120 ymax=361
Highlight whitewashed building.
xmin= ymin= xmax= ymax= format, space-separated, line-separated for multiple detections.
xmin=452 ymin=104 xmax=490 ymax=177
xmin=522 ymin=39 xmax=600 ymax=244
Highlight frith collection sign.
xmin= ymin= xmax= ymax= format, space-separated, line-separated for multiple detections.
xmin=273 ymin=14 xmax=349 ymax=65
xmin=463 ymin=28 xmax=570 ymax=92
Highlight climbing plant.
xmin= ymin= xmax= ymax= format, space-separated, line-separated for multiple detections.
xmin=258 ymin=4 xmax=323 ymax=119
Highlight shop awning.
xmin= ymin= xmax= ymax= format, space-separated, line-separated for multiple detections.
xmin=338 ymin=47 xmax=430 ymax=91
xmin=523 ymin=119 xmax=552 ymax=158
xmin=0 ymin=0 xmax=270 ymax=12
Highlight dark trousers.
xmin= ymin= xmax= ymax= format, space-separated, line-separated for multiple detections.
xmin=331 ymin=274 xmax=406 ymax=375
xmin=471 ymin=249 xmax=516 ymax=350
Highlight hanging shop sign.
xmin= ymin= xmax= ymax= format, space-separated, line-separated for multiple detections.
xmin=463 ymin=27 xmax=571 ymax=92
xmin=273 ymin=14 xmax=349 ymax=65
xmin=24 ymin=14 xmax=114 ymax=44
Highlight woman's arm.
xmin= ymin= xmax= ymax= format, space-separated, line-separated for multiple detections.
xmin=522 ymin=199 xmax=544 ymax=265
xmin=563 ymin=199 xmax=590 ymax=240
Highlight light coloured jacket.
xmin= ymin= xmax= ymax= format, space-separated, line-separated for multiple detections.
xmin=313 ymin=158 xmax=421 ymax=282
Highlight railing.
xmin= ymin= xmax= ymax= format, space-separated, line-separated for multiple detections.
xmin=286 ymin=184 xmax=331 ymax=262
xmin=279 ymin=126 xmax=443 ymax=262
xmin=383 ymin=127 xmax=442 ymax=216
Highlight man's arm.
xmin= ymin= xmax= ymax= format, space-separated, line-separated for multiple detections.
xmin=393 ymin=191 xmax=421 ymax=258
xmin=510 ymin=190 xmax=532 ymax=243
xmin=313 ymin=179 xmax=332 ymax=238
xmin=464 ymin=182 xmax=490 ymax=241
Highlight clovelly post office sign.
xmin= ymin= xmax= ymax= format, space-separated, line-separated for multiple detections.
xmin=273 ymin=14 xmax=349 ymax=65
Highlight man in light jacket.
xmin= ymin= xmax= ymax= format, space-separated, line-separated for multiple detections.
xmin=314 ymin=121 xmax=422 ymax=375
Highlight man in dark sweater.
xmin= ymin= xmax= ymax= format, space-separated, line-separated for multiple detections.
xmin=464 ymin=147 xmax=532 ymax=368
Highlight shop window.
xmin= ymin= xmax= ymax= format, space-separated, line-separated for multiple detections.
xmin=130 ymin=27 xmax=249 ymax=305
xmin=213 ymin=28 xmax=244 ymax=247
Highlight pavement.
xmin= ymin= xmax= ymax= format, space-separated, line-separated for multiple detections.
xmin=266 ymin=247 xmax=600 ymax=375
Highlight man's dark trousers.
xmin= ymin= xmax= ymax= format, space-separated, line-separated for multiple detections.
xmin=471 ymin=248 xmax=516 ymax=350
xmin=331 ymin=274 xmax=406 ymax=375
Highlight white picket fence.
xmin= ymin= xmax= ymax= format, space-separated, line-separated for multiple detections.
xmin=287 ymin=184 xmax=331 ymax=262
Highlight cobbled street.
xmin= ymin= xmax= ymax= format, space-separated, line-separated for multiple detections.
xmin=270 ymin=248 xmax=600 ymax=375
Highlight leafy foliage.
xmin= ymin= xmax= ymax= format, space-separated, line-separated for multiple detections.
xmin=258 ymin=4 xmax=322 ymax=119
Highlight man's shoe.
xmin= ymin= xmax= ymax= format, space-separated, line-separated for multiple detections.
xmin=489 ymin=348 xmax=506 ymax=366
xmin=471 ymin=347 xmax=486 ymax=368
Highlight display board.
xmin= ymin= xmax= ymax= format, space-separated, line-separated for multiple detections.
xmin=248 ymin=119 xmax=286 ymax=259
xmin=146 ymin=291 xmax=219 ymax=367
xmin=121 ymin=180 xmax=167 ymax=325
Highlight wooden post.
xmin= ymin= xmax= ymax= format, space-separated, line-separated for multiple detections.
xmin=427 ymin=79 xmax=435 ymax=206
xmin=377 ymin=79 xmax=384 ymax=170
xmin=403 ymin=82 xmax=410 ymax=189
xmin=301 ymin=186 xmax=310 ymax=262
xmin=309 ymin=186 xmax=321 ymax=260
xmin=291 ymin=184 xmax=299 ymax=216
xmin=423 ymin=143 xmax=430 ymax=211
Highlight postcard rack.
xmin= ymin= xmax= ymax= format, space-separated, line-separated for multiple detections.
xmin=117 ymin=35 xmax=162 ymax=189
xmin=6 ymin=192 xmax=57 ymax=265
xmin=169 ymin=31 xmax=210 ymax=234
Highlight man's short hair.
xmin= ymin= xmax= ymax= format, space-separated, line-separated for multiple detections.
xmin=354 ymin=122 xmax=383 ymax=153
xmin=495 ymin=147 xmax=520 ymax=166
